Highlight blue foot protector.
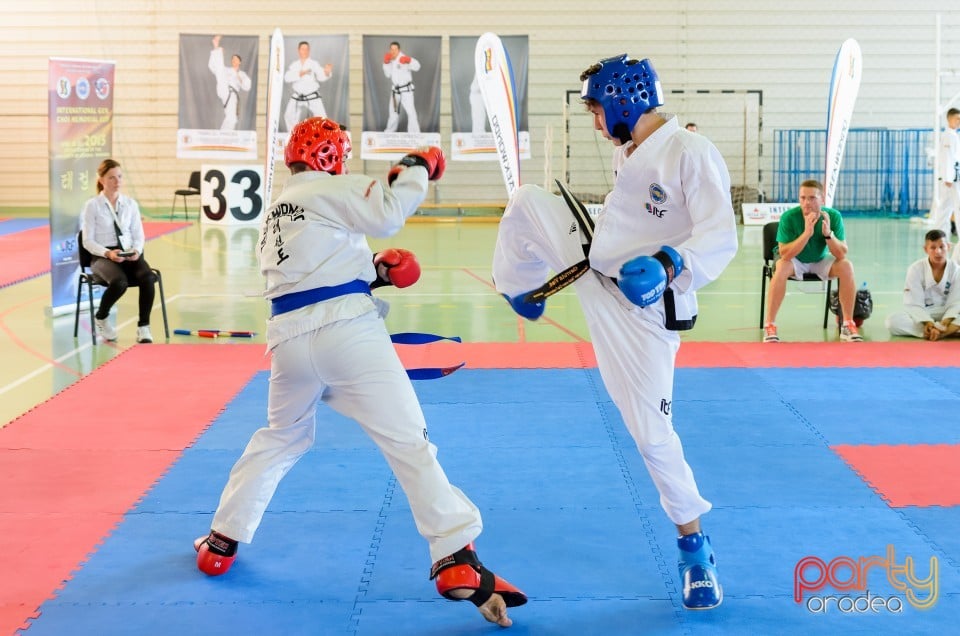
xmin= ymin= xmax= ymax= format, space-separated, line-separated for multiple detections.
xmin=677 ymin=532 xmax=723 ymax=610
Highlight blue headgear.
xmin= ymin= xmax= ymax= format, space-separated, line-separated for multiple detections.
xmin=580 ymin=54 xmax=663 ymax=143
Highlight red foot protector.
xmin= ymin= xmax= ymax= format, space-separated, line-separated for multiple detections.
xmin=194 ymin=531 xmax=238 ymax=576
xmin=430 ymin=543 xmax=527 ymax=607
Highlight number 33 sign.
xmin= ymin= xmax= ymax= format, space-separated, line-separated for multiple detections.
xmin=200 ymin=164 xmax=264 ymax=225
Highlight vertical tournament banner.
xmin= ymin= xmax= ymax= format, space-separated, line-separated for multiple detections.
xmin=47 ymin=57 xmax=115 ymax=314
xmin=360 ymin=35 xmax=441 ymax=160
xmin=177 ymin=33 xmax=259 ymax=160
xmin=450 ymin=35 xmax=530 ymax=162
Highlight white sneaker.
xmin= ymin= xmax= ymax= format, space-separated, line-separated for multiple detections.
xmin=839 ymin=322 xmax=863 ymax=342
xmin=95 ymin=317 xmax=117 ymax=342
xmin=136 ymin=325 xmax=153 ymax=344
xmin=762 ymin=323 xmax=780 ymax=343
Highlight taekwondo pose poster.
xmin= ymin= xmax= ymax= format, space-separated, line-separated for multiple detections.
xmin=278 ymin=34 xmax=350 ymax=143
xmin=449 ymin=35 xmax=530 ymax=162
xmin=360 ymin=35 xmax=441 ymax=160
xmin=177 ymin=33 xmax=259 ymax=159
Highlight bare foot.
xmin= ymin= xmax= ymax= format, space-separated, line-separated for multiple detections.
xmin=477 ymin=593 xmax=512 ymax=627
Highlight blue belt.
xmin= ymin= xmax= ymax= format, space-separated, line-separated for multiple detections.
xmin=270 ymin=279 xmax=371 ymax=316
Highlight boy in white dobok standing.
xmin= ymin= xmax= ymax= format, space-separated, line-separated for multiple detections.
xmin=493 ymin=54 xmax=737 ymax=611
xmin=195 ymin=118 xmax=527 ymax=628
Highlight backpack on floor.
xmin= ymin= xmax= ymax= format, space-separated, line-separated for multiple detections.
xmin=829 ymin=286 xmax=873 ymax=326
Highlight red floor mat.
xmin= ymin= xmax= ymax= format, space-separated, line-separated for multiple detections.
xmin=0 ymin=221 xmax=190 ymax=288
xmin=686 ymin=341 xmax=960 ymax=367
xmin=0 ymin=344 xmax=264 ymax=635
xmin=833 ymin=443 xmax=960 ymax=507
xmin=395 ymin=340 xmax=960 ymax=370
xmin=394 ymin=341 xmax=598 ymax=370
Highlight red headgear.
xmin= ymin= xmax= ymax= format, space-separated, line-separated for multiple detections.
xmin=284 ymin=117 xmax=347 ymax=174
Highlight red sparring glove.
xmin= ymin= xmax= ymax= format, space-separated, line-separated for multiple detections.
xmin=372 ymin=248 xmax=421 ymax=288
xmin=387 ymin=147 xmax=446 ymax=186
xmin=386 ymin=164 xmax=405 ymax=186
xmin=383 ymin=52 xmax=393 ymax=64
xmin=399 ymin=55 xmax=412 ymax=64
xmin=416 ymin=147 xmax=446 ymax=180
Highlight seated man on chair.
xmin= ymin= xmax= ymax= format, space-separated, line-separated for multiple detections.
xmin=763 ymin=179 xmax=861 ymax=343
xmin=81 ymin=158 xmax=157 ymax=344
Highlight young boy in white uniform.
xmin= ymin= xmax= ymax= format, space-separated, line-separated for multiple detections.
xmin=887 ymin=229 xmax=960 ymax=340
xmin=195 ymin=118 xmax=526 ymax=627
xmin=929 ymin=108 xmax=960 ymax=236
xmin=493 ymin=55 xmax=737 ymax=610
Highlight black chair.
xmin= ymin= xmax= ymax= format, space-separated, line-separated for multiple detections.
xmin=73 ymin=231 xmax=169 ymax=345
xmin=759 ymin=221 xmax=832 ymax=329
xmin=171 ymin=171 xmax=201 ymax=220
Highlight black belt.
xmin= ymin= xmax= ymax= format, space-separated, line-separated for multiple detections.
xmin=292 ymin=91 xmax=322 ymax=102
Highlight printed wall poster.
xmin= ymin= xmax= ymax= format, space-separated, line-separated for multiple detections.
xmin=360 ymin=35 xmax=441 ymax=160
xmin=270 ymin=34 xmax=350 ymax=162
xmin=177 ymin=33 xmax=259 ymax=159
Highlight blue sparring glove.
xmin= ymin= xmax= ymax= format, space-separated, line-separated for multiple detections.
xmin=502 ymin=293 xmax=546 ymax=320
xmin=618 ymin=246 xmax=684 ymax=308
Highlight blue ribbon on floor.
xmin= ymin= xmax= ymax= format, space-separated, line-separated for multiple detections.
xmin=390 ymin=332 xmax=462 ymax=345
xmin=390 ymin=332 xmax=464 ymax=379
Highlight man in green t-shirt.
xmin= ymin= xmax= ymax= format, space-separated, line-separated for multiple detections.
xmin=763 ymin=179 xmax=861 ymax=342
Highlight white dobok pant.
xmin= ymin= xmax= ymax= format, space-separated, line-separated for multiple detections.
xmin=587 ymin=283 xmax=712 ymax=526
xmin=886 ymin=309 xmax=946 ymax=338
xmin=928 ymin=182 xmax=960 ymax=235
xmin=211 ymin=310 xmax=481 ymax=562
xmin=499 ymin=186 xmax=712 ymax=526
xmin=385 ymin=89 xmax=419 ymax=134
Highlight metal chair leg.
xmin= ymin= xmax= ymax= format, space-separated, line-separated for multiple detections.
xmin=73 ymin=276 xmax=97 ymax=345
xmin=73 ymin=278 xmax=83 ymax=338
xmin=154 ymin=269 xmax=169 ymax=338
xmin=823 ymin=279 xmax=833 ymax=329
xmin=85 ymin=279 xmax=96 ymax=345
xmin=759 ymin=275 xmax=768 ymax=328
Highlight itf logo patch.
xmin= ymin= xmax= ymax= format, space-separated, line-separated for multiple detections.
xmin=649 ymin=183 xmax=667 ymax=204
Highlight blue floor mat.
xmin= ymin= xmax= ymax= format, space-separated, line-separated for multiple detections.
xmin=0 ymin=218 xmax=46 ymax=236
xmin=25 ymin=367 xmax=960 ymax=635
